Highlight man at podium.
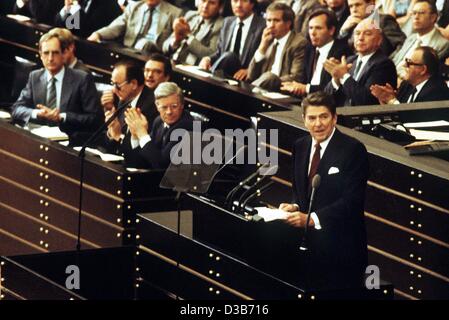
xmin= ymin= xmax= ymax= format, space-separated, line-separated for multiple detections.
xmin=279 ymin=91 xmax=369 ymax=289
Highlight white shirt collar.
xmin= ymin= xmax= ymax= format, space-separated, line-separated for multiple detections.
xmin=417 ymin=27 xmax=436 ymax=45
xmin=275 ymin=30 xmax=291 ymax=46
xmin=317 ymin=40 xmax=334 ymax=56
xmin=46 ymin=66 xmax=65 ymax=83
xmin=130 ymin=87 xmax=144 ymax=108
xmin=414 ymin=78 xmax=429 ymax=95
xmin=311 ymin=126 xmax=336 ymax=153
xmin=357 ymin=51 xmax=375 ymax=63
xmin=239 ymin=13 xmax=254 ymax=27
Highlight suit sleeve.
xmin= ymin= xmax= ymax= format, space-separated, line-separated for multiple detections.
xmin=208 ymin=18 xmax=229 ymax=63
xmin=95 ymin=3 xmax=131 ymax=40
xmin=279 ymin=36 xmax=306 ymax=82
xmin=315 ymin=142 xmax=369 ymax=228
xmin=381 ymin=15 xmax=406 ymax=53
xmin=187 ymin=19 xmax=223 ymax=60
xmin=341 ymin=59 xmax=397 ymax=106
xmin=61 ymin=73 xmax=103 ymax=132
xmin=11 ymin=73 xmax=35 ymax=125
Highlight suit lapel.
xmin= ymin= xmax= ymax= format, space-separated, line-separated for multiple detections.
xmin=279 ymin=32 xmax=294 ymax=75
xmin=59 ymin=69 xmax=72 ymax=112
xmin=225 ymin=18 xmax=237 ymax=51
xmin=156 ymin=3 xmax=169 ymax=41
xmin=297 ymin=136 xmax=311 ymax=201
xmin=36 ymin=71 xmax=47 ymax=106
xmin=241 ymin=16 xmax=258 ymax=64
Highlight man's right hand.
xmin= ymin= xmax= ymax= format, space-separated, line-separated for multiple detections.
xmin=105 ymin=107 xmax=122 ymax=141
xmin=279 ymin=203 xmax=298 ymax=213
xmin=258 ymin=26 xmax=274 ymax=54
xmin=199 ymin=57 xmax=212 ymax=70
xmin=87 ymin=33 xmax=101 ymax=42
xmin=173 ymin=17 xmax=190 ymax=44
xmin=101 ymin=90 xmax=116 ymax=110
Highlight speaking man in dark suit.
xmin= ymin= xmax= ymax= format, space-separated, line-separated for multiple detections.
xmin=279 ymin=91 xmax=369 ymax=289
xmin=247 ymin=2 xmax=307 ymax=91
xmin=122 ymin=82 xmax=194 ymax=169
xmin=199 ymin=0 xmax=266 ymax=81
xmin=323 ymin=17 xmax=397 ymax=106
xmin=281 ymin=8 xmax=352 ymax=96
xmin=371 ymin=46 xmax=449 ymax=104
xmin=11 ymin=32 xmax=103 ymax=137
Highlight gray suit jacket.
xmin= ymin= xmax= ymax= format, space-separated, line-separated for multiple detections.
xmin=247 ymin=31 xmax=307 ymax=82
xmin=390 ymin=28 xmax=449 ymax=77
xmin=162 ymin=11 xmax=223 ymax=65
xmin=11 ymin=67 xmax=103 ymax=136
xmin=95 ymin=0 xmax=182 ymax=51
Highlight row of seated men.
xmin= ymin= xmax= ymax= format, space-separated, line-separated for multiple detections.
xmin=4 ymin=0 xmax=449 ymax=107
xmin=10 ymin=30 xmax=193 ymax=170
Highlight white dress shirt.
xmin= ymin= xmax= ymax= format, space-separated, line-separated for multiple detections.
xmin=254 ymin=31 xmax=291 ymax=76
xmin=332 ymin=51 xmax=375 ymax=89
xmin=229 ymin=14 xmax=255 ymax=57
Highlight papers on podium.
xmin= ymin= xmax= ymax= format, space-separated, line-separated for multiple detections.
xmin=0 ymin=110 xmax=11 ymax=119
xmin=30 ymin=126 xmax=68 ymax=141
xmin=255 ymin=207 xmax=288 ymax=222
xmin=73 ymin=146 xmax=124 ymax=162
xmin=175 ymin=65 xmax=213 ymax=79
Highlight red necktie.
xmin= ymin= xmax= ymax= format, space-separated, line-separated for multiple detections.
xmin=308 ymin=143 xmax=321 ymax=186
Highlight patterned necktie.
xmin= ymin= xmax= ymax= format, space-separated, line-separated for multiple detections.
xmin=46 ymin=77 xmax=57 ymax=109
xmin=233 ymin=22 xmax=244 ymax=57
xmin=353 ymin=58 xmax=363 ymax=81
xmin=308 ymin=143 xmax=321 ymax=187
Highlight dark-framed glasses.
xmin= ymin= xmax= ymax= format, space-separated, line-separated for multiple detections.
xmin=405 ymin=58 xmax=424 ymax=68
xmin=111 ymin=80 xmax=129 ymax=91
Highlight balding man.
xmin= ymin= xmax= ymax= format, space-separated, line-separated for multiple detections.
xmin=371 ymin=46 xmax=449 ymax=104
xmin=324 ymin=17 xmax=397 ymax=106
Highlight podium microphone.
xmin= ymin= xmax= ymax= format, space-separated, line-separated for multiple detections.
xmin=224 ymin=162 xmax=270 ymax=208
xmin=236 ymin=164 xmax=279 ymax=214
xmin=299 ymin=174 xmax=321 ymax=251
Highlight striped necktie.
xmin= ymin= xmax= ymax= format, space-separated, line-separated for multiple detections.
xmin=46 ymin=77 xmax=57 ymax=109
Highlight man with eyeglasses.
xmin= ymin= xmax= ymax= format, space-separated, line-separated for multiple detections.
xmin=390 ymin=0 xmax=449 ymax=79
xmin=371 ymin=46 xmax=449 ymax=104
xmin=11 ymin=32 xmax=103 ymax=137
xmin=121 ymin=82 xmax=194 ymax=169
xmin=101 ymin=60 xmax=158 ymax=159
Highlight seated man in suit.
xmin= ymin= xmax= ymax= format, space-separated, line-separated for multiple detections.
xmin=101 ymin=60 xmax=161 ymax=163
xmin=338 ymin=0 xmax=405 ymax=56
xmin=87 ymin=0 xmax=182 ymax=54
xmin=122 ymin=82 xmax=194 ymax=169
xmin=247 ymin=2 xmax=307 ymax=91
xmin=371 ymin=46 xmax=449 ymax=104
xmin=48 ymin=27 xmax=90 ymax=73
xmin=54 ymin=0 xmax=122 ymax=38
xmin=163 ymin=0 xmax=224 ymax=65
xmin=279 ymin=91 xmax=369 ymax=290
xmin=281 ymin=8 xmax=352 ymax=96
xmin=11 ymin=32 xmax=103 ymax=137
xmin=391 ymin=0 xmax=449 ymax=79
xmin=323 ymin=17 xmax=397 ymax=106
xmin=281 ymin=0 xmax=323 ymax=36
xmin=323 ymin=0 xmax=349 ymax=33
xmin=199 ymin=0 xmax=266 ymax=81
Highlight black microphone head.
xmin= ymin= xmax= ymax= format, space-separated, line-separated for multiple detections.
xmin=312 ymin=174 xmax=321 ymax=188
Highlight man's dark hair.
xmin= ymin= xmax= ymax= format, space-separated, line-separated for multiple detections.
xmin=415 ymin=0 xmax=438 ymax=14
xmin=147 ymin=52 xmax=172 ymax=78
xmin=417 ymin=46 xmax=440 ymax=76
xmin=308 ymin=8 xmax=338 ymax=32
xmin=266 ymin=2 xmax=295 ymax=29
xmin=114 ymin=60 xmax=145 ymax=86
xmin=302 ymin=91 xmax=337 ymax=116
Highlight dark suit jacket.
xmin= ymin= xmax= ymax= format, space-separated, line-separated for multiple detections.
xmin=339 ymin=14 xmax=406 ymax=56
xmin=301 ymin=39 xmax=352 ymax=93
xmin=397 ymin=76 xmax=449 ymax=103
xmin=54 ymin=0 xmax=122 ymax=38
xmin=14 ymin=0 xmax=64 ymax=25
xmin=72 ymin=59 xmax=90 ymax=74
xmin=326 ymin=50 xmax=397 ymax=106
xmin=247 ymin=31 xmax=307 ymax=82
xmin=11 ymin=67 xmax=103 ymax=136
xmin=292 ymin=128 xmax=369 ymax=289
xmin=283 ymin=0 xmax=323 ymax=36
xmin=209 ymin=14 xmax=266 ymax=68
xmin=438 ymin=0 xmax=449 ymax=28
xmin=125 ymin=112 xmax=194 ymax=169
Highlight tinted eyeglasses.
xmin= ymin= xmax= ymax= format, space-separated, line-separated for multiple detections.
xmin=405 ymin=58 xmax=424 ymax=68
xmin=111 ymin=80 xmax=129 ymax=91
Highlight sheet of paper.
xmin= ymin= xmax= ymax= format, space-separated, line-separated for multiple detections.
xmin=255 ymin=207 xmax=288 ymax=222
xmin=73 ymin=146 xmax=124 ymax=162
xmin=261 ymin=91 xmax=291 ymax=100
xmin=175 ymin=65 xmax=212 ymax=78
xmin=409 ymin=129 xmax=449 ymax=141
xmin=30 ymin=126 xmax=68 ymax=141
xmin=7 ymin=14 xmax=31 ymax=22
xmin=404 ymin=120 xmax=449 ymax=128
xmin=0 ymin=110 xmax=11 ymax=119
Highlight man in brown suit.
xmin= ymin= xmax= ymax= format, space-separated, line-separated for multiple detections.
xmin=247 ymin=2 xmax=307 ymax=91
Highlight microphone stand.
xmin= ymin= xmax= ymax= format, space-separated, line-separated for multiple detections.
xmin=76 ymin=101 xmax=130 ymax=252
